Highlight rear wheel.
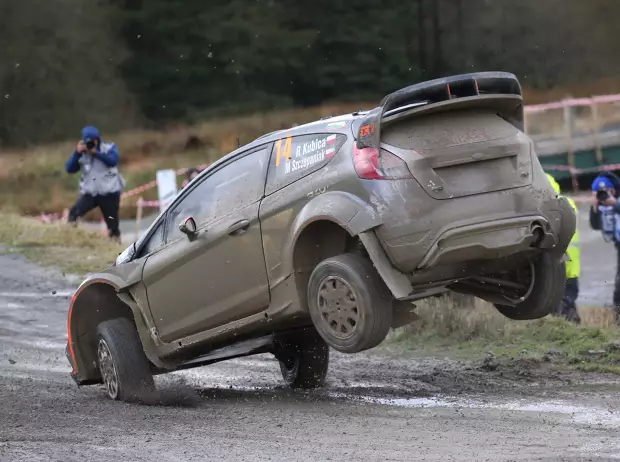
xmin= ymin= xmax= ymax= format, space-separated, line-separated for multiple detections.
xmin=307 ymin=253 xmax=393 ymax=353
xmin=494 ymin=253 xmax=566 ymax=320
xmin=278 ymin=330 xmax=329 ymax=389
xmin=96 ymin=318 xmax=155 ymax=401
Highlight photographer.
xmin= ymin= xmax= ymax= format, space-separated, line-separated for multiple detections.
xmin=590 ymin=171 xmax=620 ymax=317
xmin=65 ymin=126 xmax=126 ymax=242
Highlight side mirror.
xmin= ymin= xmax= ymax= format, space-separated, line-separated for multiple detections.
xmin=179 ymin=216 xmax=198 ymax=237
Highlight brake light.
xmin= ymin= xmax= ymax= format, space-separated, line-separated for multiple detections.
xmin=352 ymin=146 xmax=413 ymax=180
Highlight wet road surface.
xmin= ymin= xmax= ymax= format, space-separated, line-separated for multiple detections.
xmin=2 ymin=207 xmax=620 ymax=461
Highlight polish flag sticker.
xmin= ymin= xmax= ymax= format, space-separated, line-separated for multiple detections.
xmin=325 ymin=135 xmax=338 ymax=158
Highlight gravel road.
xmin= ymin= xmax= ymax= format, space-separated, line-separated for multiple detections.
xmin=2 ymin=205 xmax=620 ymax=461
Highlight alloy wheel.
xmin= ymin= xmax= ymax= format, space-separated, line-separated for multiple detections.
xmin=97 ymin=339 xmax=120 ymax=400
xmin=316 ymin=276 xmax=360 ymax=339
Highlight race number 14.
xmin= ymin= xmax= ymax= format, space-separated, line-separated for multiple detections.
xmin=275 ymin=136 xmax=292 ymax=167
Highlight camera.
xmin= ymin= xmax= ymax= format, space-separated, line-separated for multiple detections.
xmin=85 ymin=140 xmax=96 ymax=150
xmin=597 ymin=189 xmax=610 ymax=203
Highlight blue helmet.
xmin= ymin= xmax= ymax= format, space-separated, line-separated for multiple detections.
xmin=592 ymin=175 xmax=615 ymax=191
xmin=81 ymin=126 xmax=101 ymax=143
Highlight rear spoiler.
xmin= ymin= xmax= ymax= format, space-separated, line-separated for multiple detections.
xmin=356 ymin=72 xmax=524 ymax=149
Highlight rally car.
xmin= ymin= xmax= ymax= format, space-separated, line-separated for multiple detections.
xmin=66 ymin=71 xmax=576 ymax=401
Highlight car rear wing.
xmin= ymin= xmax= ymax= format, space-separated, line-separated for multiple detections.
xmin=356 ymin=72 xmax=524 ymax=150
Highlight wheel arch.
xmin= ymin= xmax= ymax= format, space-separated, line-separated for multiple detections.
xmin=282 ymin=191 xmax=382 ymax=273
xmin=282 ymin=192 xmax=413 ymax=303
xmin=67 ymin=275 xmax=159 ymax=384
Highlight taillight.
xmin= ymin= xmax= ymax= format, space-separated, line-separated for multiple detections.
xmin=352 ymin=146 xmax=413 ymax=180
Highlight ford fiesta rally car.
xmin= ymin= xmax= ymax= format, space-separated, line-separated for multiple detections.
xmin=66 ymin=72 xmax=576 ymax=401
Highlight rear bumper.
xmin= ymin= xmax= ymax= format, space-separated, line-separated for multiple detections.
xmin=375 ymin=188 xmax=575 ymax=275
xmin=416 ymin=214 xmax=559 ymax=270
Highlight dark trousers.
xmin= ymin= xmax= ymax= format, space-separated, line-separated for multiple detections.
xmin=68 ymin=193 xmax=121 ymax=238
xmin=555 ymin=278 xmax=580 ymax=323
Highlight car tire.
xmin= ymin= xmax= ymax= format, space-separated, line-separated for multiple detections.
xmin=494 ymin=253 xmax=566 ymax=321
xmin=96 ymin=318 xmax=155 ymax=402
xmin=307 ymin=253 xmax=393 ymax=353
xmin=278 ymin=330 xmax=329 ymax=389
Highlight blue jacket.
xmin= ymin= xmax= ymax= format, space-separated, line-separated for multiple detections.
xmin=65 ymin=141 xmax=125 ymax=196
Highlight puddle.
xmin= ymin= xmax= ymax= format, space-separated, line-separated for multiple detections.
xmin=337 ymin=394 xmax=620 ymax=427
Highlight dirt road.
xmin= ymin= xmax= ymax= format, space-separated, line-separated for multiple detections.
xmin=2 ymin=205 xmax=620 ymax=461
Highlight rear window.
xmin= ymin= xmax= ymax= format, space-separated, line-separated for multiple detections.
xmin=265 ymin=133 xmax=346 ymax=195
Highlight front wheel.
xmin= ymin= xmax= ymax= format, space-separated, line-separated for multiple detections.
xmin=96 ymin=318 xmax=155 ymax=401
xmin=494 ymin=253 xmax=566 ymax=320
xmin=307 ymin=253 xmax=393 ymax=353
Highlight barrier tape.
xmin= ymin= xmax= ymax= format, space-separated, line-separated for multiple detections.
xmin=525 ymin=94 xmax=620 ymax=113
xmin=36 ymin=162 xmax=211 ymax=222
xmin=120 ymin=162 xmax=210 ymax=200
xmin=136 ymin=199 xmax=161 ymax=208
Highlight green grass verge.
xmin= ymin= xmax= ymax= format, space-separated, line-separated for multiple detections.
xmin=385 ymin=296 xmax=620 ymax=374
xmin=0 ymin=213 xmax=123 ymax=276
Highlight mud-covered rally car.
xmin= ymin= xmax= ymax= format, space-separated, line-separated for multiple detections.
xmin=66 ymin=72 xmax=576 ymax=401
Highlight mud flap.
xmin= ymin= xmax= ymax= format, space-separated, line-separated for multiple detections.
xmin=357 ymin=230 xmax=413 ymax=300
xmin=391 ymin=300 xmax=420 ymax=329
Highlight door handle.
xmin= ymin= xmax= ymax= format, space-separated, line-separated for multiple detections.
xmin=228 ymin=219 xmax=250 ymax=236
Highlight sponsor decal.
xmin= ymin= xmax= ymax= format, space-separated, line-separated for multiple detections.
xmin=325 ymin=134 xmax=337 ymax=158
xmin=274 ymin=134 xmax=342 ymax=175
xmin=295 ymin=137 xmax=327 ymax=158
xmin=274 ymin=136 xmax=292 ymax=167
xmin=326 ymin=121 xmax=347 ymax=130
xmin=285 ymin=150 xmax=325 ymax=174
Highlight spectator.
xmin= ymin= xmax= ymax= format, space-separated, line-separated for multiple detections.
xmin=65 ymin=126 xmax=126 ymax=242
xmin=182 ymin=167 xmax=201 ymax=188
xmin=589 ymin=172 xmax=620 ymax=319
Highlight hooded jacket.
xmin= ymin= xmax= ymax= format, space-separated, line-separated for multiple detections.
xmin=65 ymin=126 xmax=126 ymax=196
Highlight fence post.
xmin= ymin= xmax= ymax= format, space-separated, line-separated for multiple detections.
xmin=523 ymin=110 xmax=529 ymax=135
xmin=135 ymin=197 xmax=143 ymax=239
xmin=563 ymin=101 xmax=578 ymax=193
xmin=590 ymin=99 xmax=604 ymax=165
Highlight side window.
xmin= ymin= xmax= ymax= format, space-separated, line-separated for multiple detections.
xmin=139 ymin=222 xmax=165 ymax=257
xmin=265 ymin=133 xmax=347 ymax=195
xmin=165 ymin=147 xmax=269 ymax=243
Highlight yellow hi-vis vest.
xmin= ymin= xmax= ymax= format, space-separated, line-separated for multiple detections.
xmin=564 ymin=196 xmax=580 ymax=279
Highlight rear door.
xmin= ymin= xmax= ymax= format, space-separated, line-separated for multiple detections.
xmin=141 ymin=146 xmax=271 ymax=342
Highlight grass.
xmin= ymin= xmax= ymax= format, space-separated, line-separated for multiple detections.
xmin=0 ymin=212 xmax=123 ymax=276
xmin=387 ymin=295 xmax=620 ymax=374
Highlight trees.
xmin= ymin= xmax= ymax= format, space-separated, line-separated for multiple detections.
xmin=2 ymin=0 xmax=620 ymax=146
xmin=0 ymin=0 xmax=141 ymax=147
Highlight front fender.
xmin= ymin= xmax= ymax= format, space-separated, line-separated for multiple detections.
xmin=67 ymin=261 xmax=167 ymax=385
xmin=67 ymin=275 xmax=120 ymax=383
